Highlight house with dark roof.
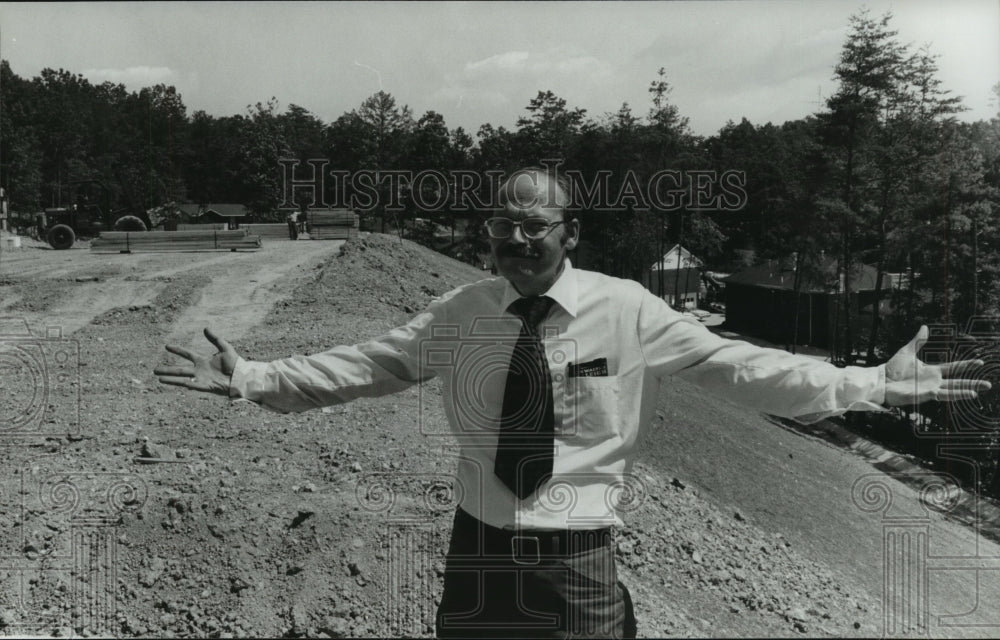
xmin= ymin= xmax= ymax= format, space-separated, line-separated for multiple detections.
xmin=176 ymin=204 xmax=202 ymax=220
xmin=198 ymin=204 xmax=248 ymax=228
xmin=171 ymin=203 xmax=248 ymax=226
xmin=723 ymin=256 xmax=891 ymax=348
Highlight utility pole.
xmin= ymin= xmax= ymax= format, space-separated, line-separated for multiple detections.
xmin=673 ymin=211 xmax=684 ymax=309
xmin=790 ymin=251 xmax=802 ymax=354
xmin=657 ymin=211 xmax=664 ymax=297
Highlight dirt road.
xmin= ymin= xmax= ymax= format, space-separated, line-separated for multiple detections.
xmin=0 ymin=239 xmax=341 ymax=339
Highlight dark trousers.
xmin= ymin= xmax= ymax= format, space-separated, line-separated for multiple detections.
xmin=435 ymin=508 xmax=637 ymax=639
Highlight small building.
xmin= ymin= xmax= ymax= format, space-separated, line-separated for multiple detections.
xmin=176 ymin=204 xmax=202 ymax=220
xmin=198 ymin=204 xmax=248 ymax=228
xmin=643 ymin=244 xmax=703 ymax=309
xmin=172 ymin=203 xmax=248 ymax=228
xmin=723 ymin=256 xmax=891 ymax=348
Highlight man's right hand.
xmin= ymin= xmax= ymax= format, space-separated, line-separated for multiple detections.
xmin=154 ymin=328 xmax=240 ymax=396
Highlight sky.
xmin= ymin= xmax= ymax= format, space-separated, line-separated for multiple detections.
xmin=1 ymin=1 xmax=997 ymax=137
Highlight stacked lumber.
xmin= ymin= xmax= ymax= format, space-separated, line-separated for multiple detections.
xmin=176 ymin=223 xmax=287 ymax=238
xmin=177 ymin=223 xmax=226 ymax=231
xmin=90 ymin=230 xmax=261 ymax=253
xmin=307 ymin=209 xmax=359 ymax=240
xmin=243 ymin=223 xmax=293 ymax=239
xmin=310 ymin=226 xmax=358 ymax=240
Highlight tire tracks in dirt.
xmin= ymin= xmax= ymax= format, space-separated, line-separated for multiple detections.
xmin=41 ymin=280 xmax=167 ymax=336
xmin=2 ymin=241 xmax=343 ymax=344
xmin=164 ymin=240 xmax=345 ymax=348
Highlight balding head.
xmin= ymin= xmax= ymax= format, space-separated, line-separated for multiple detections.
xmin=498 ymin=167 xmax=573 ymax=221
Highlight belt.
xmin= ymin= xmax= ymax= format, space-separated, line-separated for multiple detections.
xmin=454 ymin=508 xmax=614 ymax=566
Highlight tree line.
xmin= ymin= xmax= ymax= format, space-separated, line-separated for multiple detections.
xmin=3 ymin=10 xmax=1000 ymax=494
xmin=2 ymin=10 xmax=999 ymax=362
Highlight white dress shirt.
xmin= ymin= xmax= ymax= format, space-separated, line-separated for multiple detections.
xmin=230 ymin=260 xmax=886 ymax=530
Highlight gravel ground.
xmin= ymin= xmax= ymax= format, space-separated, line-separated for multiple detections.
xmin=1 ymin=233 xmax=886 ymax=638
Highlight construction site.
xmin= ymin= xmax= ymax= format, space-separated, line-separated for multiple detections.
xmin=3 ymin=0 xmax=1000 ymax=636
xmin=6 ymin=226 xmax=999 ymax=639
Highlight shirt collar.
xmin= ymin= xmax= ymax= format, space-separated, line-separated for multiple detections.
xmin=499 ymin=258 xmax=579 ymax=318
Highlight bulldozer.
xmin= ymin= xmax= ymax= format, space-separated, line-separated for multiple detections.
xmin=35 ymin=179 xmax=149 ymax=250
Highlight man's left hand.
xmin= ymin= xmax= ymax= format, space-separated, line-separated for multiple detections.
xmin=884 ymin=325 xmax=992 ymax=406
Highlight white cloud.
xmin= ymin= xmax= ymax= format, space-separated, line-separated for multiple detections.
xmin=82 ymin=66 xmax=176 ymax=86
xmin=434 ymin=46 xmax=618 ymax=129
xmin=464 ymin=49 xmax=612 ymax=79
xmin=465 ymin=51 xmax=530 ymax=73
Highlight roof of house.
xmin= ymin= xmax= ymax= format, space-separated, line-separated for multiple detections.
xmin=201 ymin=204 xmax=247 ymax=218
xmin=649 ymin=244 xmax=702 ymax=271
xmin=723 ymin=256 xmax=889 ymax=293
xmin=176 ymin=204 xmax=202 ymax=217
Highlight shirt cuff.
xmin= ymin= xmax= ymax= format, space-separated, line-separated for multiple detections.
xmin=871 ymin=364 xmax=887 ymax=406
xmin=794 ymin=364 xmax=888 ymax=424
xmin=229 ymin=356 xmax=269 ymax=401
xmin=847 ymin=365 xmax=889 ymax=412
xmin=837 ymin=362 xmax=888 ymax=413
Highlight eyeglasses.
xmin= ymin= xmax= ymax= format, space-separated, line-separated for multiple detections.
xmin=484 ymin=217 xmax=565 ymax=240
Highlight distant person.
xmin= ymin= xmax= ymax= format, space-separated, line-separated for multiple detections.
xmin=287 ymin=210 xmax=299 ymax=240
xmin=156 ymin=167 xmax=988 ymax=639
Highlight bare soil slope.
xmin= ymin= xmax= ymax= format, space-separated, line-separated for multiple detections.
xmin=1 ymin=234 xmax=990 ymax=638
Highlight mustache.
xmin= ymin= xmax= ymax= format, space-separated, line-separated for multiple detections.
xmin=499 ymin=247 xmax=541 ymax=258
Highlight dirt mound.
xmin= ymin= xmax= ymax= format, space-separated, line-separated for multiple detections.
xmin=314 ymin=232 xmax=490 ymax=338
xmin=4 ymin=233 xmax=888 ymax=638
xmin=252 ymin=233 xmax=490 ymax=358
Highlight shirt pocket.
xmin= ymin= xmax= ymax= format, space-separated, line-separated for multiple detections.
xmin=561 ymin=376 xmax=621 ymax=441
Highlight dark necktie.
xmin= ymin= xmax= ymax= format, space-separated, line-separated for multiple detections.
xmin=494 ymin=295 xmax=556 ymax=500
